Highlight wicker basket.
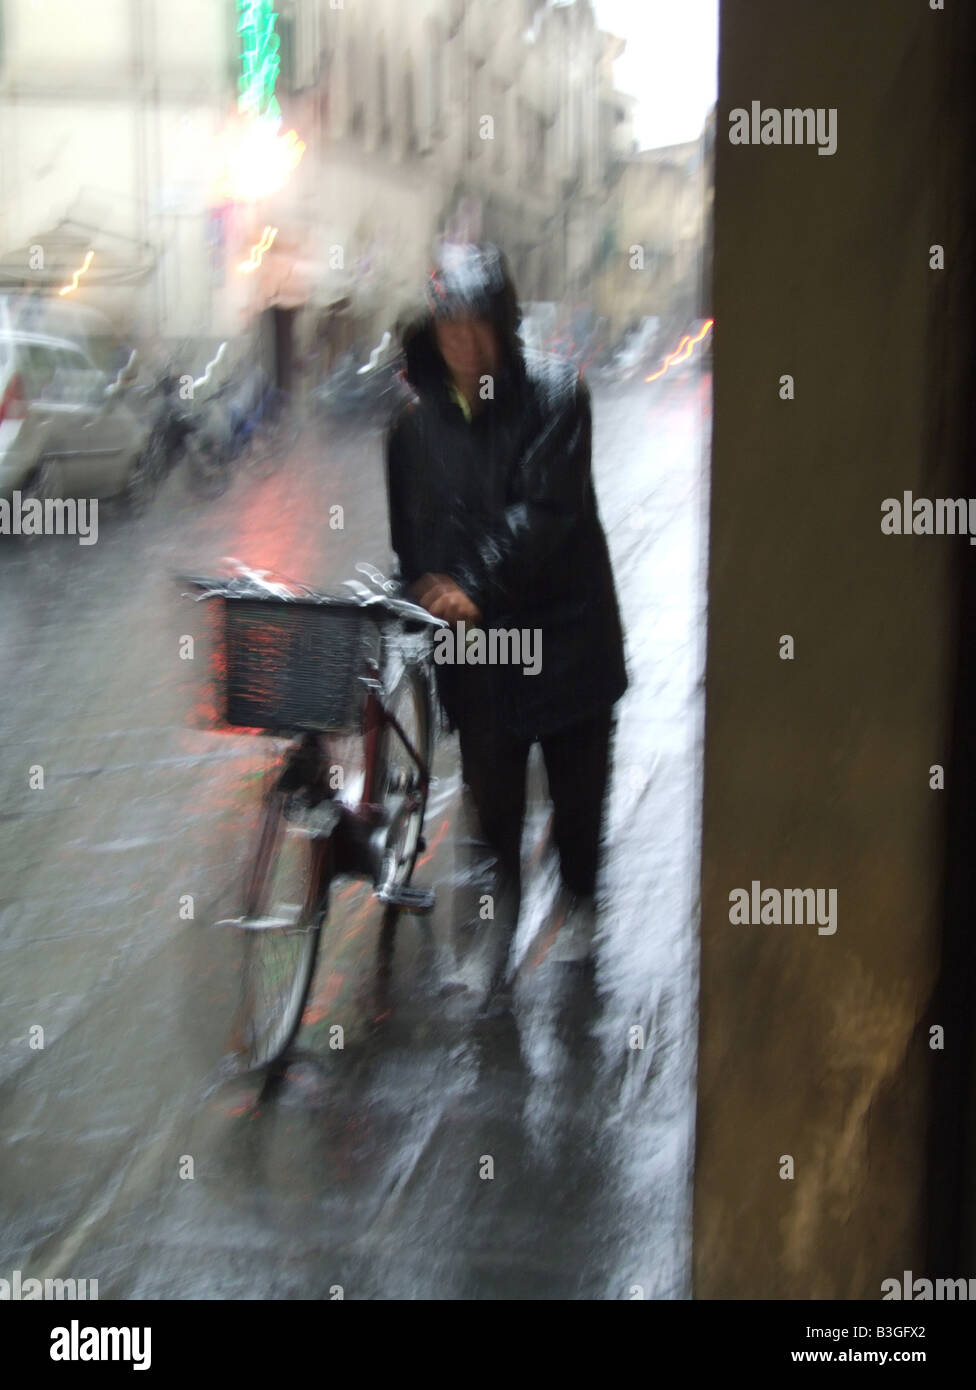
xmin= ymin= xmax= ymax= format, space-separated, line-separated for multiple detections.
xmin=218 ymin=596 xmax=382 ymax=734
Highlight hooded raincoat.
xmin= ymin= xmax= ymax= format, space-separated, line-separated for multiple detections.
xmin=384 ymin=245 xmax=628 ymax=742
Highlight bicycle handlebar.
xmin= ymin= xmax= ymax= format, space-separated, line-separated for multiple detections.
xmin=178 ymin=565 xmax=448 ymax=630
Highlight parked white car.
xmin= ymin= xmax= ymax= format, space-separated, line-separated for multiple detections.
xmin=0 ymin=300 xmax=150 ymax=507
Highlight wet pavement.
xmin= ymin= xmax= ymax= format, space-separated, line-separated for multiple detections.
xmin=0 ymin=367 xmax=710 ymax=1300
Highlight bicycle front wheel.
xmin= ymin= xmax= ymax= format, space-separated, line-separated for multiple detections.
xmin=233 ymin=790 xmax=326 ymax=1071
xmin=375 ymin=662 xmax=433 ymax=903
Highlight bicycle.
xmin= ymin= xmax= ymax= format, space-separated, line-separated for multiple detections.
xmin=182 ymin=561 xmax=445 ymax=1074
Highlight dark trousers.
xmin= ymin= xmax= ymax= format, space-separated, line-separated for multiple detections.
xmin=452 ymin=707 xmax=615 ymax=988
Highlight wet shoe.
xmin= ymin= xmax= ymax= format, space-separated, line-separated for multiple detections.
xmin=545 ymin=890 xmax=598 ymax=965
xmin=438 ymin=954 xmax=490 ymax=1000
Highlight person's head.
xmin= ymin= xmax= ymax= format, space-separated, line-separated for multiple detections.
xmin=398 ymin=242 xmax=524 ymax=402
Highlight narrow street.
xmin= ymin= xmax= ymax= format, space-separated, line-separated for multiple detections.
xmin=0 ymin=367 xmax=709 ymax=1299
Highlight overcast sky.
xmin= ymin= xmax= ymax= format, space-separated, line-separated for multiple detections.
xmin=591 ymin=0 xmax=719 ymax=150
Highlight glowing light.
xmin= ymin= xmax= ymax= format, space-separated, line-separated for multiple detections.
xmin=58 ymin=249 xmax=94 ymax=296
xmin=215 ymin=118 xmax=305 ymax=201
xmin=193 ymin=341 xmax=227 ymax=388
xmin=238 ymin=226 xmax=278 ymax=273
xmin=645 ymin=318 xmax=714 ymax=382
xmin=215 ymin=4 xmax=305 ymax=201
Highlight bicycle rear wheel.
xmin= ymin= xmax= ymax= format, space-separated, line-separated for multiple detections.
xmin=123 ymin=436 xmax=162 ymax=515
xmin=233 ymin=789 xmax=327 ymax=1071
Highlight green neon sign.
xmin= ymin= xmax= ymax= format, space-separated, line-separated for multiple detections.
xmin=238 ymin=0 xmax=281 ymax=123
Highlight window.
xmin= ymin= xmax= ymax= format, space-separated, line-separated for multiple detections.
xmin=20 ymin=344 xmax=59 ymax=402
xmin=21 ymin=343 xmax=102 ymax=406
xmin=50 ymin=348 xmax=103 ymax=405
xmin=348 ymin=35 xmax=364 ymax=137
xmin=376 ymin=51 xmax=390 ymax=146
xmin=277 ymin=13 xmax=295 ymax=95
xmin=404 ymin=69 xmax=418 ymax=157
xmin=427 ymin=25 xmax=442 ymax=140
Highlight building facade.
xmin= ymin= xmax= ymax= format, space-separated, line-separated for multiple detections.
xmin=592 ymin=118 xmax=714 ymax=346
xmin=0 ymin=0 xmax=665 ymax=361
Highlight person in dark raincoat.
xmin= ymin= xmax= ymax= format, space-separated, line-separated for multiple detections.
xmin=384 ymin=242 xmax=628 ymax=1004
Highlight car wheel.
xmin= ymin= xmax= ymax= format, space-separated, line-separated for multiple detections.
xmin=16 ymin=462 xmax=60 ymax=543
xmin=22 ymin=460 xmax=59 ymax=504
xmin=123 ymin=446 xmax=158 ymax=516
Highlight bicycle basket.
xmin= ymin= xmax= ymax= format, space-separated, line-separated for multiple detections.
xmin=219 ymin=596 xmax=381 ymax=734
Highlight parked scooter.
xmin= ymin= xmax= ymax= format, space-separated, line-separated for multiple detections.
xmin=224 ymin=363 xmax=301 ymax=478
xmin=312 ymin=332 xmax=408 ymax=424
xmin=129 ymin=370 xmax=216 ymax=510
xmin=183 ymin=355 xmax=301 ymax=498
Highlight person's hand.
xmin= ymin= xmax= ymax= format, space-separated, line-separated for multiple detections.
xmin=411 ymin=572 xmax=482 ymax=624
xmin=409 ymin=572 xmax=444 ymax=606
xmin=429 ymin=584 xmax=482 ymax=624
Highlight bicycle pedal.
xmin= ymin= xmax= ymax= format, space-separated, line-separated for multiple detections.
xmin=374 ymin=884 xmax=436 ymax=914
xmin=283 ymin=799 xmax=341 ymax=838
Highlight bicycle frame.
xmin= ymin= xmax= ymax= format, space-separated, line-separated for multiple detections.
xmin=267 ymin=649 xmax=432 ymax=893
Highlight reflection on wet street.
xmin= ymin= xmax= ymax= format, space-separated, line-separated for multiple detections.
xmin=0 ymin=371 xmax=709 ymax=1299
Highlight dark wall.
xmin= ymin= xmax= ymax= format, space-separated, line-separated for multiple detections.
xmin=695 ymin=0 xmax=975 ymax=1298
